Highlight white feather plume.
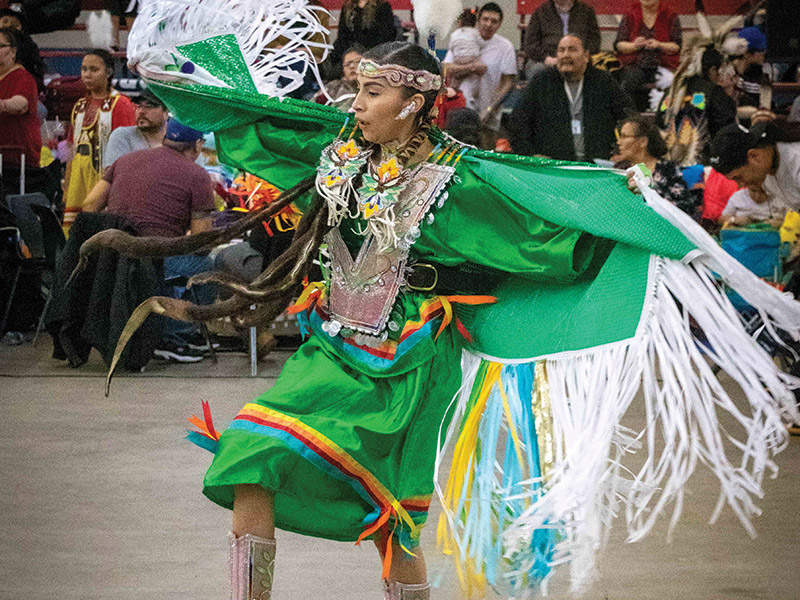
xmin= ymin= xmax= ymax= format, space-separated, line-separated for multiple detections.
xmin=411 ymin=0 xmax=462 ymax=41
xmin=723 ymin=34 xmax=749 ymax=57
xmin=127 ymin=0 xmax=331 ymax=97
xmin=87 ymin=10 xmax=114 ymax=50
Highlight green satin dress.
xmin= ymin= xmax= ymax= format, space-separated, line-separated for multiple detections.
xmin=202 ymin=155 xmax=598 ymax=548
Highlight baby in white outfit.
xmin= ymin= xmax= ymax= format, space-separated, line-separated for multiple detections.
xmin=446 ymin=11 xmax=485 ymax=111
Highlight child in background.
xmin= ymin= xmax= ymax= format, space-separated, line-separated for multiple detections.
xmin=721 ymin=185 xmax=791 ymax=227
xmin=446 ymin=9 xmax=484 ymax=111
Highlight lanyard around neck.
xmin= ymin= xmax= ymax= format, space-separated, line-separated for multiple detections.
xmin=563 ymin=78 xmax=584 ymax=108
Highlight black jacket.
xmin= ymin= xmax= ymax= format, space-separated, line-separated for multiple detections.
xmin=509 ymin=65 xmax=635 ymax=161
xmin=524 ymin=0 xmax=601 ymax=62
xmin=330 ymin=1 xmax=397 ymax=69
xmin=46 ymin=212 xmax=163 ymax=370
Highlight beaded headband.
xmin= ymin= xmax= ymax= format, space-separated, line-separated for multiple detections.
xmin=356 ymin=58 xmax=443 ymax=93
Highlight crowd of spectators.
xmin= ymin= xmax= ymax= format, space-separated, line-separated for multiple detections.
xmin=3 ymin=0 xmax=800 ymax=373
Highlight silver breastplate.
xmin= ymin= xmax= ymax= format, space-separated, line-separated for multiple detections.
xmin=326 ymin=161 xmax=454 ymax=336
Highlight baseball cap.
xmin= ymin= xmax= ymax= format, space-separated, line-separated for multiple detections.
xmin=165 ymin=118 xmax=205 ymax=143
xmin=737 ymin=27 xmax=767 ymax=53
xmin=709 ymin=122 xmax=768 ymax=175
xmin=132 ymin=87 xmax=165 ymax=108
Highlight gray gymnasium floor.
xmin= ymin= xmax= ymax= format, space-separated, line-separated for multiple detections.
xmin=1 ymin=339 xmax=797 ymax=600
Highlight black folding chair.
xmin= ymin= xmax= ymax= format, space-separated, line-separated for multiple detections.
xmin=0 ymin=194 xmax=66 ymax=336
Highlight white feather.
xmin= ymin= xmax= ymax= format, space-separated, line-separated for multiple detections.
xmin=696 ymin=10 xmax=713 ymax=39
xmin=722 ymin=34 xmax=749 ymax=57
xmin=127 ymin=0 xmax=332 ymax=97
xmin=411 ymin=0 xmax=463 ymax=41
xmin=87 ymin=10 xmax=114 ymax=50
xmin=653 ymin=66 xmax=673 ymax=90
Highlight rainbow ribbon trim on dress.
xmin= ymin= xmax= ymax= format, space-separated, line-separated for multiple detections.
xmin=290 ymin=284 xmax=496 ymax=370
xmin=229 ymin=403 xmax=427 ymax=578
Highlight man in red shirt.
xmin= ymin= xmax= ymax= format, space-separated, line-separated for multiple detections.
xmin=83 ymin=118 xmax=217 ymax=361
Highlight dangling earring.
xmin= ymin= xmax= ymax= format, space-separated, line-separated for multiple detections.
xmin=395 ymin=103 xmax=416 ymax=121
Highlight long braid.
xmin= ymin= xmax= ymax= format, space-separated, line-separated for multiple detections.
xmin=397 ymin=118 xmax=433 ymax=166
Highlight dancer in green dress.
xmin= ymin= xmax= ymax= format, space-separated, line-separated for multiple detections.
xmin=82 ymin=1 xmax=800 ymax=598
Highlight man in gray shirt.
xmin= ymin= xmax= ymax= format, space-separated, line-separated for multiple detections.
xmin=102 ymin=87 xmax=168 ymax=169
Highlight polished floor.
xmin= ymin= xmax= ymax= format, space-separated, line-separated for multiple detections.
xmin=1 ymin=339 xmax=797 ymax=600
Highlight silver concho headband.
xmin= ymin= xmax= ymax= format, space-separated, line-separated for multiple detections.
xmin=356 ymin=58 xmax=443 ymax=93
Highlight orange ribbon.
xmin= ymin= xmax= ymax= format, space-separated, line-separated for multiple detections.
xmin=435 ymin=295 xmax=497 ymax=342
xmin=187 ymin=400 xmax=220 ymax=441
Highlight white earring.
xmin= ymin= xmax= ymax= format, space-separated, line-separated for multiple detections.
xmin=395 ymin=103 xmax=416 ymax=121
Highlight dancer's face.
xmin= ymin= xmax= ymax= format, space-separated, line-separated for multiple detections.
xmin=352 ymin=75 xmax=424 ymax=144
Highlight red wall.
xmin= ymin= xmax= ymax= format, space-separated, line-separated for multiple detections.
xmin=518 ymin=0 xmax=749 ymax=14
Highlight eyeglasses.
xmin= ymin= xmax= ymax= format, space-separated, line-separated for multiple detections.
xmin=0 ymin=44 xmax=13 ymax=48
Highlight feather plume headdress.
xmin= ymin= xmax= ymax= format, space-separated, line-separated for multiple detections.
xmin=660 ymin=6 xmax=749 ymax=165
xmin=126 ymin=0 xmax=331 ymax=97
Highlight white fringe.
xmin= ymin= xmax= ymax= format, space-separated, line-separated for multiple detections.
xmin=437 ymin=250 xmax=799 ymax=595
xmin=127 ymin=0 xmax=331 ymax=97
xmin=629 ymin=165 xmax=800 ymax=334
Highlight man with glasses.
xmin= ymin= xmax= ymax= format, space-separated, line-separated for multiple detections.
xmin=102 ymin=87 xmax=169 ymax=170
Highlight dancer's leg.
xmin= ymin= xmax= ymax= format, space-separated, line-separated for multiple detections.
xmin=233 ymin=484 xmax=275 ymax=538
xmin=376 ymin=538 xmax=430 ymax=599
xmin=377 ymin=539 xmax=426 ymax=583
xmin=230 ymin=484 xmax=276 ymax=600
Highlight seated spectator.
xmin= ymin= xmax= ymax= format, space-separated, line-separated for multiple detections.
xmin=660 ymin=47 xmax=737 ymax=166
xmin=328 ymin=0 xmax=397 ymax=80
xmin=523 ymin=0 xmax=600 ymax=76
xmin=615 ymin=0 xmax=681 ymax=112
xmin=509 ymin=34 xmax=635 ymax=162
xmin=721 ymin=186 xmax=789 ymax=227
xmin=82 ymin=118 xmax=217 ymax=362
xmin=0 ymin=26 xmax=41 ymax=190
xmin=445 ymin=9 xmax=484 ymax=111
xmin=728 ymin=27 xmax=768 ymax=125
xmin=102 ymin=87 xmax=169 ymax=169
xmin=443 ymin=2 xmax=517 ymax=149
xmin=316 ymin=45 xmax=364 ymax=111
xmin=616 ymin=115 xmax=695 ymax=214
xmin=710 ymin=121 xmax=800 ymax=218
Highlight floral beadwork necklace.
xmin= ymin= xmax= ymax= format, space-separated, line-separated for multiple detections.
xmin=357 ymin=154 xmax=412 ymax=219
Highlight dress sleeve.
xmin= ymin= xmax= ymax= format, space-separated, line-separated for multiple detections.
xmin=524 ymin=10 xmax=544 ymax=63
xmin=584 ymin=6 xmax=601 ymax=55
xmin=413 ymin=161 xmax=600 ymax=283
xmin=11 ymin=69 xmax=38 ymax=115
xmin=668 ymin=13 xmax=682 ymax=47
xmin=191 ymin=169 xmax=216 ymax=213
xmin=614 ymin=14 xmax=632 ymax=50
